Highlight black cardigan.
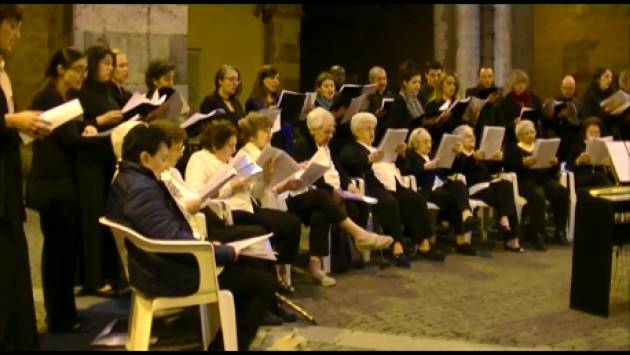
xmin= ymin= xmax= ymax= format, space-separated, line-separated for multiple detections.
xmin=397 ymin=149 xmax=448 ymax=193
xmin=0 ymin=86 xmax=24 ymax=225
xmin=338 ymin=140 xmax=389 ymax=193
xmin=386 ymin=93 xmax=423 ymax=134
xmin=291 ymin=131 xmax=350 ymax=192
xmin=452 ymin=153 xmax=503 ymax=187
xmin=565 ymin=140 xmax=610 ymax=177
xmin=503 ymin=142 xmax=559 ymax=185
xmin=465 ymin=85 xmax=500 ymax=143
xmin=199 ymin=91 xmax=244 ymax=128
xmin=497 ymin=92 xmax=544 ymax=145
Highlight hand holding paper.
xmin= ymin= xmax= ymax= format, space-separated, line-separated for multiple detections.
xmin=19 ymin=99 xmax=83 ymax=144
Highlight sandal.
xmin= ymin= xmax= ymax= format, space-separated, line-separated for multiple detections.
xmin=278 ymin=280 xmax=296 ymax=295
xmin=356 ymin=233 xmax=394 ymax=251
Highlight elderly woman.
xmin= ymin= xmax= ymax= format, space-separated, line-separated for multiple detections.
xmin=290 ymin=107 xmax=394 ymax=276
xmin=451 ymin=125 xmax=524 ymax=252
xmin=339 ymin=112 xmax=444 ymax=266
xmin=565 ymin=117 xmax=614 ymax=190
xmin=399 ymin=127 xmax=479 ymax=256
xmin=497 ymin=69 xmax=544 ymax=145
xmin=504 ymin=120 xmax=569 ymax=250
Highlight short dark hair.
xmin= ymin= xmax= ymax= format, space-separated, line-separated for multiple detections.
xmin=425 ymin=60 xmax=443 ymax=73
xmin=150 ymin=119 xmax=187 ymax=145
xmin=85 ymin=45 xmax=113 ymax=85
xmin=145 ymin=59 xmax=175 ymax=93
xmin=214 ymin=64 xmax=242 ymax=97
xmin=0 ymin=5 xmax=23 ymax=22
xmin=398 ymin=59 xmax=421 ymax=89
xmin=200 ymin=119 xmax=238 ymax=152
xmin=580 ymin=116 xmax=603 ymax=140
xmin=122 ymin=125 xmax=170 ymax=164
xmin=314 ymin=71 xmax=335 ymax=90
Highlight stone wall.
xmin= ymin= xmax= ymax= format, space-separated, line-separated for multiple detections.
xmin=73 ymin=4 xmax=188 ymax=99
xmin=264 ymin=5 xmax=302 ymax=91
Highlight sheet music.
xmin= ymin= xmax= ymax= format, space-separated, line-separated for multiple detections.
xmin=258 ymin=107 xmax=282 ymax=134
xmin=600 ymin=89 xmax=630 ymax=116
xmin=434 ymin=134 xmax=461 ymax=169
xmin=585 ymin=136 xmax=613 ymax=165
xmin=266 ymin=152 xmax=302 ymax=190
xmin=478 ymin=126 xmax=505 ymax=158
xmin=519 ymin=106 xmax=535 ymax=119
xmin=198 ymin=166 xmax=237 ymax=201
xmin=227 ymin=233 xmax=276 ymax=261
xmin=377 ymin=128 xmax=409 ymax=162
xmin=179 ymin=109 xmax=225 ymax=129
xmin=530 ymin=138 xmax=561 ymax=169
xmin=121 ymin=92 xmax=166 ymax=114
xmin=229 ymin=150 xmax=263 ymax=178
xmin=360 ymin=84 xmax=378 ymax=96
xmin=341 ymin=94 xmax=369 ymax=124
xmin=380 ymin=97 xmax=395 ymax=111
xmin=90 ymin=114 xmax=141 ymax=137
xmin=336 ymin=189 xmax=378 ymax=205
xmin=299 ymin=92 xmax=317 ymax=121
xmin=605 ymin=141 xmax=630 ymax=183
xmin=20 ymin=99 xmax=84 ymax=144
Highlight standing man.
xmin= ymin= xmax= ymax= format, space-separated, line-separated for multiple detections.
xmin=0 ymin=4 xmax=51 ymax=350
xmin=366 ymin=66 xmax=393 ymax=144
xmin=542 ymin=75 xmax=581 ymax=161
xmin=465 ymin=67 xmax=501 ymax=141
xmin=418 ymin=60 xmax=443 ymax=107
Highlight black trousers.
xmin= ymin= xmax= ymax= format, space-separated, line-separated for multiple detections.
xmin=286 ymin=189 xmax=347 ymax=257
xmin=519 ymin=179 xmax=569 ymax=235
xmin=39 ymin=197 xmax=81 ymax=332
xmin=471 ymin=179 xmax=520 ymax=239
xmin=217 ymin=262 xmax=276 ymax=350
xmin=369 ymin=183 xmax=434 ymax=243
xmin=422 ymin=180 xmax=471 ymax=235
xmin=231 ymin=207 xmax=301 ymax=264
xmin=0 ymin=220 xmax=39 ymax=350
xmin=202 ymin=207 xmax=267 ymax=244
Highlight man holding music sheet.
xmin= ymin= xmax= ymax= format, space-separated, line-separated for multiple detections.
xmin=541 ymin=75 xmax=581 ymax=161
xmin=465 ymin=67 xmax=501 ymax=143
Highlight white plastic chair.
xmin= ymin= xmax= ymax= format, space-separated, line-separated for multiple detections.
xmin=99 ymin=217 xmax=238 ymax=351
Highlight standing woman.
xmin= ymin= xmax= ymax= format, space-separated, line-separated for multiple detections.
xmin=580 ymin=68 xmax=618 ymax=137
xmin=27 ymin=47 xmax=98 ymax=332
xmin=387 ymin=61 xmax=425 ymax=135
xmin=76 ymin=45 xmax=124 ymax=295
xmin=0 ymin=5 xmax=50 ymax=349
xmin=422 ymin=71 xmax=461 ymax=144
xmin=199 ymin=64 xmax=245 ymax=128
xmin=245 ymin=65 xmax=292 ymax=151
xmin=497 ymin=69 xmax=544 ymax=145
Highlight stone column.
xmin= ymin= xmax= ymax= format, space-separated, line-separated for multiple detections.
xmin=73 ymin=4 xmax=188 ymax=99
xmin=493 ymin=4 xmax=512 ymax=89
xmin=455 ymin=4 xmax=480 ymax=93
xmin=263 ymin=5 xmax=302 ymax=91
xmin=434 ymin=5 xmax=448 ymax=67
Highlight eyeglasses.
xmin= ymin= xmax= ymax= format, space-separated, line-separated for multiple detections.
xmin=69 ymin=66 xmax=87 ymax=75
xmin=223 ymin=76 xmax=240 ymax=83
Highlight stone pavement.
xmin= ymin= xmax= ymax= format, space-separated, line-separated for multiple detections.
xmin=25 ymin=209 xmax=630 ymax=351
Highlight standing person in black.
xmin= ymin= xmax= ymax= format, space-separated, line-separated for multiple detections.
xmin=329 ymin=65 xmax=346 ymax=94
xmin=565 ymin=117 xmax=614 ymax=190
xmin=465 ymin=67 xmax=501 ymax=141
xmin=618 ymin=69 xmax=630 ymax=139
xmin=418 ymin=60 xmax=443 ymax=108
xmin=109 ymin=48 xmax=132 ymax=108
xmin=503 ymin=120 xmax=569 ymax=250
xmin=451 ymin=125 xmax=524 ymax=252
xmin=0 ymin=5 xmax=50 ymax=350
xmin=339 ymin=113 xmax=443 ymax=266
xmin=580 ymin=67 xmax=618 ymax=137
xmin=497 ymin=69 xmax=544 ymax=145
xmin=76 ymin=45 xmax=124 ymax=295
xmin=26 ymin=47 xmax=99 ymax=333
xmin=422 ymin=71 xmax=462 ymax=145
xmin=387 ymin=61 xmax=425 ymax=135
xmin=366 ymin=66 xmax=394 ymax=145
xmin=541 ymin=75 xmax=581 ymax=162
xmin=107 ymin=125 xmax=276 ymax=350
xmin=199 ymin=65 xmax=245 ymax=128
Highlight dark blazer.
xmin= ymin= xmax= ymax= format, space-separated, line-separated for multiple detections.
xmin=565 ymin=140 xmax=609 ymax=176
xmin=397 ymin=149 xmax=445 ymax=194
xmin=418 ymin=84 xmax=435 ymax=108
xmin=78 ymin=80 xmax=120 ymax=130
xmin=199 ymin=91 xmax=244 ymax=128
xmin=452 ymin=153 xmax=503 ymax=187
xmin=503 ymin=142 xmax=559 ymax=185
xmin=497 ymin=92 xmax=544 ymax=145
xmin=0 ymin=86 xmax=24 ymax=227
xmin=465 ymin=86 xmax=500 ymax=143
xmin=291 ymin=131 xmax=350 ymax=192
xmin=338 ymin=140 xmax=386 ymax=193
xmin=386 ymin=93 xmax=423 ymax=133
xmin=580 ymin=86 xmax=618 ymax=138
xmin=108 ymin=82 xmax=132 ymax=109
xmin=106 ymin=161 xmax=235 ymax=297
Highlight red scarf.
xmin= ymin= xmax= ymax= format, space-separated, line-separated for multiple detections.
xmin=510 ymin=90 xmax=533 ymax=108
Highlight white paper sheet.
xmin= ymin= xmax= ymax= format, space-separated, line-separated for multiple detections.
xmin=585 ymin=136 xmax=613 ymax=165
xmin=530 ymin=138 xmax=561 ymax=169
xmin=20 ymin=99 xmax=84 ymax=144
xmin=605 ymin=141 xmax=630 ymax=183
xmin=478 ymin=126 xmax=505 ymax=158
xmin=434 ymin=134 xmax=461 ymax=169
xmin=377 ymin=128 xmax=409 ymax=162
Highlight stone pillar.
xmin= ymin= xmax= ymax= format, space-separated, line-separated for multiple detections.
xmin=455 ymin=4 xmax=480 ymax=93
xmin=433 ymin=5 xmax=456 ymax=72
xmin=262 ymin=5 xmax=302 ymax=91
xmin=493 ymin=4 xmax=511 ymax=89
xmin=73 ymin=4 xmax=188 ymax=99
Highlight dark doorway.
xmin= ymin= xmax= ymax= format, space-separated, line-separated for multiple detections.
xmin=300 ymin=4 xmax=434 ymax=92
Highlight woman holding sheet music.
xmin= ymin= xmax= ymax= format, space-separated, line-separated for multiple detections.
xmin=387 ymin=61 xmax=425 ymax=135
xmin=580 ymin=67 xmax=619 ymax=138
xmin=339 ymin=113 xmax=443 ymax=267
xmin=504 ymin=120 xmax=569 ymax=250
xmin=76 ymin=45 xmax=125 ymax=296
xmin=497 ymin=69 xmax=544 ymax=145
xmin=26 ymin=47 xmax=100 ymax=333
xmin=451 ymin=125 xmax=524 ymax=252
xmin=423 ymin=71 xmax=463 ymax=145
xmin=199 ymin=64 xmax=245 ymax=128
xmin=565 ymin=117 xmax=614 ymax=190
xmin=399 ymin=127 xmax=480 ymax=256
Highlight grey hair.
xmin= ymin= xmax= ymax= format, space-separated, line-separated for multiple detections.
xmin=452 ymin=124 xmax=473 ymax=137
xmin=306 ymin=106 xmax=335 ymax=131
xmin=515 ymin=119 xmax=535 ymax=138
xmin=368 ymin=66 xmax=386 ymax=83
xmin=407 ymin=127 xmax=431 ymax=150
xmin=350 ymin=112 xmax=377 ymax=136
xmin=506 ymin=69 xmax=529 ymax=91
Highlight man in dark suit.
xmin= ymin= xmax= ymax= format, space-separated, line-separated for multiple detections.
xmin=0 ymin=4 xmax=52 ymax=350
xmin=418 ymin=60 xmax=443 ymax=107
xmin=465 ymin=67 xmax=501 ymax=142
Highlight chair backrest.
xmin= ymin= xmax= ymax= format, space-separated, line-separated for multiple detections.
xmin=99 ymin=217 xmax=221 ymax=296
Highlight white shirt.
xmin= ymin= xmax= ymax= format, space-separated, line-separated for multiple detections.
xmin=185 ymin=149 xmax=255 ymax=213
xmin=358 ymin=141 xmax=405 ymax=192
xmin=317 ymin=144 xmax=341 ymax=190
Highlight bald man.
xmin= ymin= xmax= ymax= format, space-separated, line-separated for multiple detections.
xmin=465 ymin=67 xmax=501 ymax=145
xmin=366 ymin=66 xmax=394 ymax=144
xmin=542 ymin=75 xmax=581 ymax=161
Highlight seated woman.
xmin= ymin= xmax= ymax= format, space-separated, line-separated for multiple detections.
xmin=504 ymin=120 xmax=570 ymax=250
xmin=399 ymin=127 xmax=479 ymax=256
xmin=290 ymin=107 xmax=394 ymax=282
xmin=339 ymin=113 xmax=444 ymax=266
xmin=184 ymin=119 xmax=301 ymax=290
xmin=106 ymin=125 xmax=275 ymax=350
xmin=565 ymin=117 xmax=614 ymax=190
xmin=422 ymin=71 xmax=462 ymax=145
xmin=451 ymin=125 xmax=524 ymax=252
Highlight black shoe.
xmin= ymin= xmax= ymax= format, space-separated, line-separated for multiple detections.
xmin=415 ymin=249 xmax=446 ymax=262
xmin=463 ymin=216 xmax=481 ymax=233
xmin=48 ymin=320 xmax=91 ymax=334
xmin=262 ymin=311 xmax=283 ymax=326
xmin=392 ymin=253 xmax=411 ymax=268
xmin=271 ymin=304 xmax=297 ymax=323
xmin=503 ymin=242 xmax=525 ymax=253
xmin=456 ymin=243 xmax=477 ymax=256
xmin=554 ymin=230 xmax=570 ymax=246
xmin=530 ymin=234 xmax=547 ymax=251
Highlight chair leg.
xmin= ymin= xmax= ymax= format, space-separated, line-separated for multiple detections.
xmin=479 ymin=208 xmax=488 ymax=241
xmin=126 ymin=294 xmax=154 ymax=351
xmin=200 ymin=303 xmax=221 ymax=350
xmin=321 ymin=229 xmax=332 ymax=274
xmin=218 ymin=290 xmax=238 ymax=351
xmin=284 ymin=264 xmax=292 ymax=287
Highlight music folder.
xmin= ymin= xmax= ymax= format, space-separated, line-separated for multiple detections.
xmin=277 ymin=90 xmax=307 ymax=125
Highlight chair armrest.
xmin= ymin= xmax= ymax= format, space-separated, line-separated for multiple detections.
xmin=401 ymin=175 xmax=418 ymax=192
